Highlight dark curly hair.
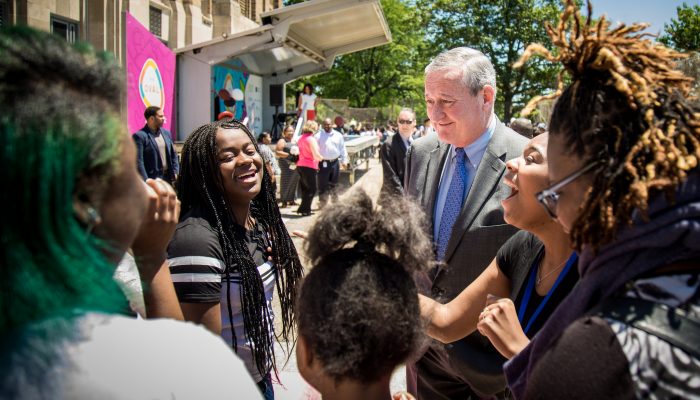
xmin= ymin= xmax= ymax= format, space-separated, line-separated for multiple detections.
xmin=515 ymin=0 xmax=700 ymax=252
xmin=297 ymin=189 xmax=434 ymax=383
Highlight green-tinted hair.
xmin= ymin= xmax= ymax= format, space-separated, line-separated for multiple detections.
xmin=0 ymin=26 xmax=128 ymax=337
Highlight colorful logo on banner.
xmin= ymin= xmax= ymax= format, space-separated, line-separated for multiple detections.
xmin=139 ymin=58 xmax=164 ymax=108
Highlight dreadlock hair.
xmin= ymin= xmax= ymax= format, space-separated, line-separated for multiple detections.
xmin=0 ymin=26 xmax=128 ymax=337
xmin=514 ymin=0 xmax=700 ymax=252
xmin=297 ymin=189 xmax=434 ymax=383
xmin=177 ymin=119 xmax=303 ymax=376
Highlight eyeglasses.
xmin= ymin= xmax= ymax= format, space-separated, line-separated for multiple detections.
xmin=398 ymin=119 xmax=414 ymax=125
xmin=536 ymin=162 xmax=601 ymax=219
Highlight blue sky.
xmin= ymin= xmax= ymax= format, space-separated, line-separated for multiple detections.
xmin=591 ymin=0 xmax=700 ymax=36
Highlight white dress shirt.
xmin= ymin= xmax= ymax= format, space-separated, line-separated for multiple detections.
xmin=315 ymin=129 xmax=349 ymax=163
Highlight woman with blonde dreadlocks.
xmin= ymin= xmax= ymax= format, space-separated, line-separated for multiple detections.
xmin=167 ymin=119 xmax=304 ymax=399
xmin=505 ymin=1 xmax=700 ymax=398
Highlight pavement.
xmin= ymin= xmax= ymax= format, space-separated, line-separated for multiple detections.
xmin=271 ymin=157 xmax=408 ymax=399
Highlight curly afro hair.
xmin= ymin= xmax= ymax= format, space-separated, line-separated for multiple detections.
xmin=297 ymin=189 xmax=434 ymax=383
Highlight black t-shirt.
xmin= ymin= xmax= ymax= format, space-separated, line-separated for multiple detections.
xmin=166 ymin=207 xmax=273 ymax=303
xmin=496 ymin=230 xmax=579 ymax=338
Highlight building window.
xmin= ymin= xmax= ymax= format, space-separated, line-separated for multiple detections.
xmin=238 ymin=0 xmax=250 ymax=20
xmin=0 ymin=1 xmax=8 ymax=28
xmin=149 ymin=6 xmax=162 ymax=38
xmin=51 ymin=15 xmax=78 ymax=43
xmin=202 ymin=0 xmax=212 ymax=17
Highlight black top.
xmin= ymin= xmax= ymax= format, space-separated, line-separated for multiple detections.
xmin=496 ymin=230 xmax=579 ymax=338
xmin=167 ymin=207 xmax=273 ymax=303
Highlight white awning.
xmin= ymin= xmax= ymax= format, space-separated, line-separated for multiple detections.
xmin=174 ymin=0 xmax=391 ymax=81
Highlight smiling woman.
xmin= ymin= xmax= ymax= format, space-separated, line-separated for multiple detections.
xmin=420 ymin=133 xmax=578 ymax=361
xmin=169 ymin=119 xmax=304 ymax=399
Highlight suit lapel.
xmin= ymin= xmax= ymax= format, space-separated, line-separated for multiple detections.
xmin=424 ymin=140 xmax=449 ymax=233
xmin=443 ymin=126 xmax=508 ymax=262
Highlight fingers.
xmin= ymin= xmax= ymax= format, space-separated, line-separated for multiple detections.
xmin=292 ymin=230 xmax=308 ymax=239
xmin=145 ymin=178 xmax=179 ymax=222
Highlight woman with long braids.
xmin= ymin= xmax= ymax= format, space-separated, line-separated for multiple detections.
xmin=505 ymin=1 xmax=700 ymax=398
xmin=168 ymin=119 xmax=303 ymax=399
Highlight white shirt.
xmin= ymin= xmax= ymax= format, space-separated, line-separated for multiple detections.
xmin=433 ymin=115 xmax=496 ymax=239
xmin=300 ymin=93 xmax=316 ymax=111
xmin=1 ymin=313 xmax=263 ymax=399
xmin=315 ymin=129 xmax=349 ymax=163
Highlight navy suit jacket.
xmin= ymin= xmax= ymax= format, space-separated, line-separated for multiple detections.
xmin=132 ymin=124 xmax=179 ymax=183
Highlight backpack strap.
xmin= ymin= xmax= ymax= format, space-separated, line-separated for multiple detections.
xmin=596 ymin=296 xmax=700 ymax=359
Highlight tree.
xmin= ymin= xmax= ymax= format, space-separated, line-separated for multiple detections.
xmin=288 ymin=0 xmax=430 ymax=116
xmin=660 ymin=3 xmax=700 ymax=53
xmin=422 ymin=0 xmax=564 ymax=121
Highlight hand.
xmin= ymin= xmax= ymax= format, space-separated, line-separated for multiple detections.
xmin=292 ymin=230 xmax=308 ymax=239
xmin=392 ymin=392 xmax=416 ymax=400
xmin=477 ymin=296 xmax=530 ymax=359
xmin=131 ymin=179 xmax=180 ymax=277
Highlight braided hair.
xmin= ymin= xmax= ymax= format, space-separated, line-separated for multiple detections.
xmin=298 ymin=189 xmax=434 ymax=382
xmin=177 ymin=118 xmax=303 ymax=376
xmin=514 ymin=0 xmax=700 ymax=252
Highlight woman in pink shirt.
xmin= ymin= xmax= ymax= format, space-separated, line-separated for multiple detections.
xmin=296 ymin=120 xmax=323 ymax=216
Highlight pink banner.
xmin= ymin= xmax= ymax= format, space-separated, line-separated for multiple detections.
xmin=125 ymin=12 xmax=176 ymax=138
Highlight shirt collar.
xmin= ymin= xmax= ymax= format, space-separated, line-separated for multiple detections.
xmin=449 ymin=114 xmax=496 ymax=169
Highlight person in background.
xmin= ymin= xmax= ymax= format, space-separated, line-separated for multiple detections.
xmin=276 ymin=125 xmax=300 ymax=208
xmin=218 ymin=110 xmax=235 ymax=121
xmin=535 ymin=123 xmax=546 ymax=136
xmin=405 ymin=46 xmax=527 ymax=399
xmin=422 ymin=118 xmax=434 ymax=137
xmin=381 ymin=108 xmax=417 ymax=195
xmin=510 ymin=118 xmax=535 ymax=139
xmin=257 ymin=132 xmax=279 ymax=195
xmin=170 ymin=119 xmax=304 ymax=399
xmin=133 ymin=105 xmax=180 ymax=186
xmin=0 ymin=26 xmax=262 ymax=399
xmin=296 ymin=120 xmax=323 ymax=216
xmin=296 ymin=189 xmax=432 ymax=400
xmin=505 ymin=2 xmax=700 ymax=398
xmin=334 ymin=115 xmax=348 ymax=135
xmin=315 ymin=118 xmax=349 ymax=209
xmin=298 ymin=83 xmax=318 ymax=123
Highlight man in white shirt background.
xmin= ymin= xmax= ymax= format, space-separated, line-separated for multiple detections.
xmin=315 ymin=118 xmax=349 ymax=209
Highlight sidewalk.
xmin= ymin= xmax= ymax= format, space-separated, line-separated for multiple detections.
xmin=272 ymin=158 xmax=408 ymax=399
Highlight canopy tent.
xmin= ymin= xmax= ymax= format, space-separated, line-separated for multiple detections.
xmin=175 ymin=0 xmax=392 ymax=138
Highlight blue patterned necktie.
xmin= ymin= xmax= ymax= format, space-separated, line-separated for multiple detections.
xmin=436 ymin=148 xmax=468 ymax=261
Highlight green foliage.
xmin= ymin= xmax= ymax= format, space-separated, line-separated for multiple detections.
xmin=660 ymin=3 xmax=700 ymax=52
xmin=422 ymin=0 xmax=564 ymax=121
xmin=288 ymin=0 xmax=430 ymax=119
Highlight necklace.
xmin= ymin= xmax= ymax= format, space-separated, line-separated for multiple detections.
xmin=536 ymin=255 xmax=568 ymax=286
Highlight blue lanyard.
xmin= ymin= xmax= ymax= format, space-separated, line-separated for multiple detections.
xmin=517 ymin=251 xmax=578 ymax=335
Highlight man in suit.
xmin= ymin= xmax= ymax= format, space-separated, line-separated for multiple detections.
xmin=133 ymin=106 xmax=179 ymax=185
xmin=405 ymin=47 xmax=527 ymax=399
xmin=380 ymin=108 xmax=416 ymax=195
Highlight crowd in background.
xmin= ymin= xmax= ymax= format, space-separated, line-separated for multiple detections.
xmin=2 ymin=0 xmax=699 ymax=398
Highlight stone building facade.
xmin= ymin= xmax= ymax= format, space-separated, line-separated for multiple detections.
xmin=0 ymin=0 xmax=281 ymax=60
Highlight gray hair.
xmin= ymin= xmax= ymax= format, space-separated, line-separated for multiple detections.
xmin=425 ymin=47 xmax=497 ymax=96
xmin=398 ymin=107 xmax=415 ymax=120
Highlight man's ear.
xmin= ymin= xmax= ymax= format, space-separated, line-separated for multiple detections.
xmin=482 ymin=85 xmax=496 ymax=109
